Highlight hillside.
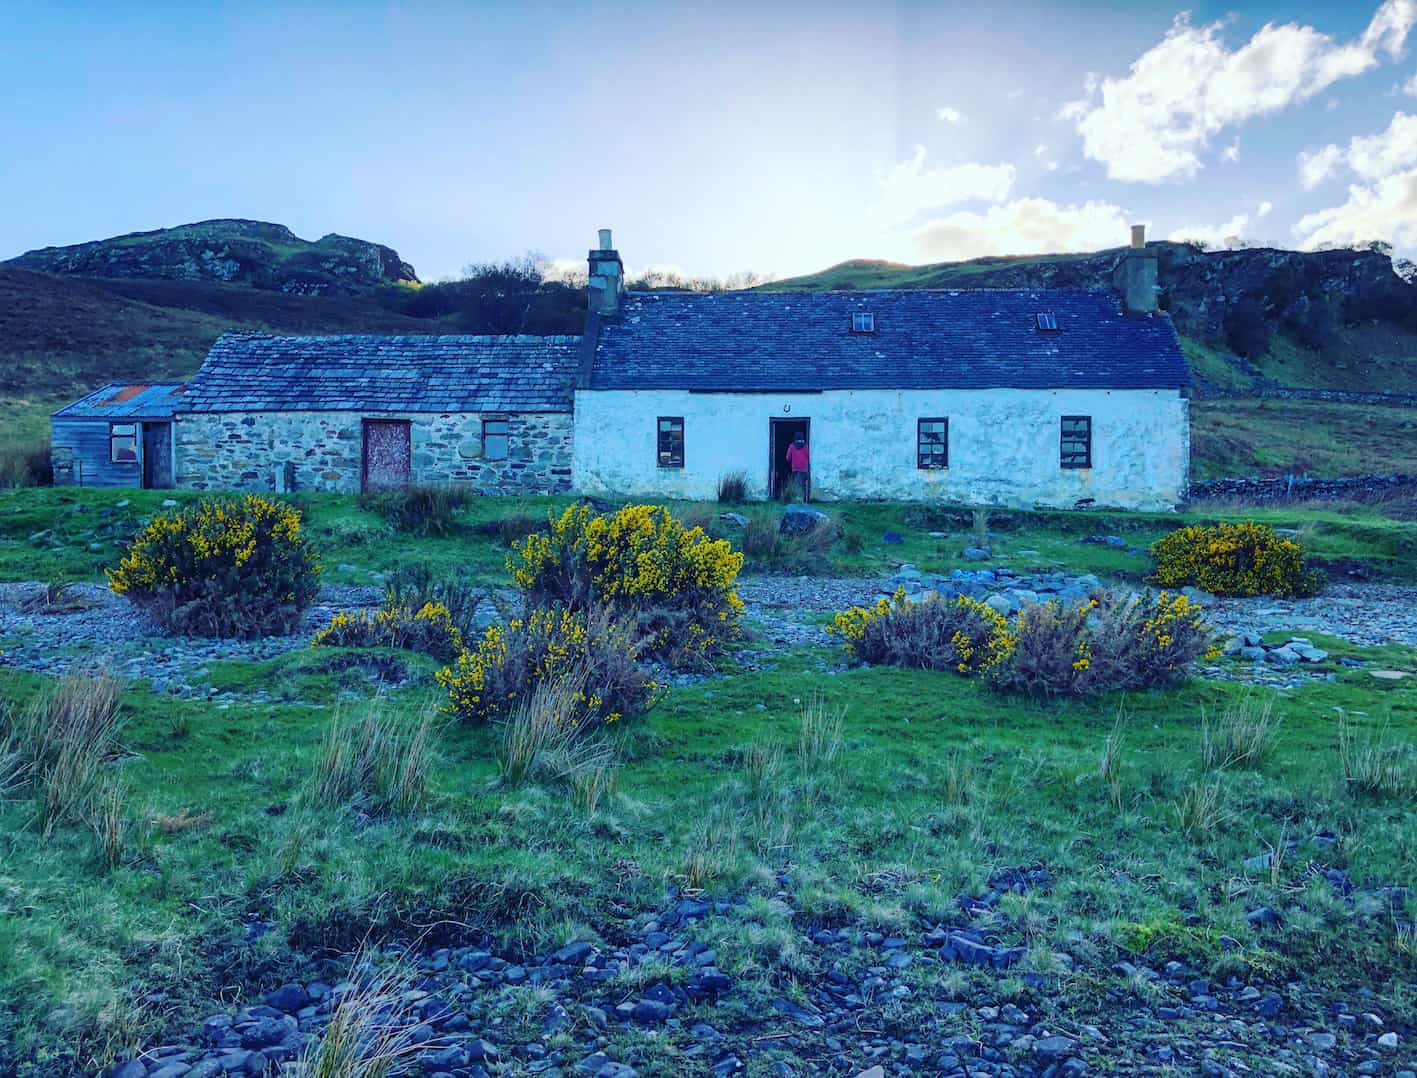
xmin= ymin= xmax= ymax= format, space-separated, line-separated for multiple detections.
xmin=5 ymin=219 xmax=418 ymax=297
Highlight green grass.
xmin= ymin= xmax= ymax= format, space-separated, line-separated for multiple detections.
xmin=1191 ymin=398 xmax=1417 ymax=480
xmin=1 ymin=488 xmax=1414 ymax=588
xmin=2 ymin=637 xmax=1415 ymax=1071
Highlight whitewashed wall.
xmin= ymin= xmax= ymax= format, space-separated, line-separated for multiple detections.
xmin=573 ymin=388 xmax=1189 ymax=510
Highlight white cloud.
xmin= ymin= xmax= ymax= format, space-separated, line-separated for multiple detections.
xmin=1033 ymin=143 xmax=1047 ymax=156
xmin=1294 ymin=110 xmax=1417 ymax=248
xmin=936 ymin=106 xmax=966 ymax=125
xmin=910 ymin=198 xmax=1132 ymax=262
xmin=1259 ymin=200 xmax=1274 ymax=217
xmin=1167 ymin=214 xmax=1251 ymax=248
xmin=1404 ymin=71 xmax=1417 ymax=94
xmin=870 ymin=147 xmax=1015 ymax=228
xmin=1061 ymin=1 xmax=1417 ymax=183
xmin=1222 ymin=137 xmax=1241 ymax=163
xmin=1296 ymin=170 xmax=1417 ymax=248
xmin=1300 ymin=143 xmax=1345 ymax=188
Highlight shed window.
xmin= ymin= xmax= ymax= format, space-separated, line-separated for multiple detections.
xmin=110 ymin=423 xmax=138 ymax=464
xmin=917 ymin=417 xmax=948 ymax=469
xmin=851 ymin=312 xmax=875 ymax=333
xmin=657 ymin=416 xmax=684 ymax=468
xmin=482 ymin=418 xmax=509 ymax=460
xmin=1060 ymin=415 xmax=1092 ymax=469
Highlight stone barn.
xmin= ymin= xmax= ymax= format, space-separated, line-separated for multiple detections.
xmin=170 ymin=334 xmax=579 ymax=493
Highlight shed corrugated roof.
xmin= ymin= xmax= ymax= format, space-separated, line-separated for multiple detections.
xmin=589 ymin=289 xmax=1189 ymax=391
xmin=53 ymin=383 xmax=188 ymax=420
xmin=178 ymin=333 xmax=581 ymax=414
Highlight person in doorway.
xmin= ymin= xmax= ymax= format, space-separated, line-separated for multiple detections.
xmin=785 ymin=431 xmax=811 ymax=501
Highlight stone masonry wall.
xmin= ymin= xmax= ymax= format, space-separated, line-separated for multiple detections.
xmin=174 ymin=411 xmax=573 ymax=494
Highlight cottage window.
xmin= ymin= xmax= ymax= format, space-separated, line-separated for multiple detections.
xmin=851 ymin=312 xmax=875 ymax=333
xmin=917 ymin=417 xmax=948 ymax=469
xmin=1036 ymin=312 xmax=1059 ymax=331
xmin=1060 ymin=415 xmax=1092 ymax=469
xmin=110 ymin=423 xmax=138 ymax=463
xmin=657 ymin=416 xmax=684 ymax=468
xmin=482 ymin=418 xmax=509 ymax=460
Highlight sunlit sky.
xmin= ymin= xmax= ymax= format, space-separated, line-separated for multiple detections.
xmin=2 ymin=0 xmax=1415 ymax=281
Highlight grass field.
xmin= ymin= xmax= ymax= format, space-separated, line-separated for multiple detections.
xmin=1190 ymin=399 xmax=1417 ymax=479
xmin=1 ymin=489 xmax=1415 ymax=1073
xmin=2 ymin=487 xmax=1416 ymax=587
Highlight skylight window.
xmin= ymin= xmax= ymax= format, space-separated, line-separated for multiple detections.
xmin=851 ymin=312 xmax=875 ymax=333
xmin=1036 ymin=312 xmax=1059 ymax=331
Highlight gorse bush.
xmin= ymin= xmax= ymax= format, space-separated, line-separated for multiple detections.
xmin=989 ymin=592 xmax=1215 ymax=697
xmin=313 ymin=600 xmax=465 ymax=663
xmin=1150 ymin=521 xmax=1322 ymax=597
xmin=383 ymin=562 xmax=502 ymax=638
xmin=829 ymin=589 xmax=1014 ymax=674
xmin=108 ymin=496 xmax=319 ymax=637
xmin=437 ymin=605 xmax=657 ymax=728
xmin=511 ymin=503 xmax=744 ymax=666
xmin=360 ymin=483 xmax=473 ymax=536
xmin=830 ymin=590 xmax=1214 ymax=696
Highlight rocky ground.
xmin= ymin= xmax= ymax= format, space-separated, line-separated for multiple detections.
xmin=96 ymin=869 xmax=1416 ymax=1078
xmin=4 ymin=570 xmax=1415 ymax=700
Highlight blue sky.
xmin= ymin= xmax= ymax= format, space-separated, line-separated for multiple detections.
xmin=2 ymin=0 xmax=1415 ymax=280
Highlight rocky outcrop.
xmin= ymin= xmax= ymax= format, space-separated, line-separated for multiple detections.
xmin=5 ymin=219 xmax=418 ymax=296
xmin=898 ymin=242 xmax=1401 ymax=341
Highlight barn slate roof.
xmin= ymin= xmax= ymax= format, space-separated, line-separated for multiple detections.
xmin=53 ymin=382 xmax=189 ymax=420
xmin=587 ymin=289 xmax=1189 ymax=391
xmin=178 ymin=333 xmax=581 ymax=414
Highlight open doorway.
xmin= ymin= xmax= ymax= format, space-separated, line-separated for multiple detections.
xmin=769 ymin=417 xmax=810 ymax=500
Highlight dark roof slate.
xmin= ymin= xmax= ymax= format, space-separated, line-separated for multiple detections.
xmin=179 ymin=333 xmax=581 ymax=414
xmin=589 ymin=289 xmax=1189 ymax=391
xmin=53 ymin=382 xmax=188 ymax=420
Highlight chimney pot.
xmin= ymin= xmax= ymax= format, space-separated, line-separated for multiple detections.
xmin=598 ymin=228 xmax=613 ymax=251
xmin=1131 ymin=224 xmax=1146 ymax=249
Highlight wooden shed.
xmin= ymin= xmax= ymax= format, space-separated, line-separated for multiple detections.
xmin=50 ymin=383 xmax=187 ymax=488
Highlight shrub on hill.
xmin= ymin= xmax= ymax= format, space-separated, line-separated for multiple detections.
xmin=1150 ymin=521 xmax=1322 ymax=597
xmin=829 ymin=590 xmax=1214 ymax=696
xmin=436 ymin=606 xmax=657 ymax=728
xmin=510 ymin=503 xmax=744 ymax=668
xmin=108 ymin=495 xmax=319 ymax=636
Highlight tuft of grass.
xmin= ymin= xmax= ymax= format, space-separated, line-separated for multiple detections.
xmin=1201 ymin=695 xmax=1282 ymax=770
xmin=1100 ymin=709 xmax=1126 ymax=811
xmin=717 ymin=470 xmax=751 ymax=504
xmin=2 ymin=670 xmax=125 ymax=838
xmin=0 ymin=437 xmax=53 ymax=488
xmin=797 ymin=693 xmax=844 ymax=773
xmin=360 ymin=483 xmax=473 ymax=537
xmin=298 ymin=958 xmax=423 ymax=1078
xmin=312 ymin=701 xmax=437 ymax=814
xmin=941 ymin=749 xmax=976 ymax=807
xmin=1173 ymin=779 xmax=1228 ymax=837
xmin=497 ymin=672 xmax=616 ymax=788
xmin=1338 ymin=719 xmax=1417 ymax=799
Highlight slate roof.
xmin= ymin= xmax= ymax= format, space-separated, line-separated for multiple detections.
xmin=588 ymin=289 xmax=1189 ymax=391
xmin=53 ymin=382 xmax=188 ymax=420
xmin=178 ymin=334 xmax=581 ymax=414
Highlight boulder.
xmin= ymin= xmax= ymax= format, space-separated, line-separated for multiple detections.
xmin=779 ymin=505 xmax=832 ymax=535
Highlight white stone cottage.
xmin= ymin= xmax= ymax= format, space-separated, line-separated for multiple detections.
xmin=52 ymin=228 xmax=1190 ymax=509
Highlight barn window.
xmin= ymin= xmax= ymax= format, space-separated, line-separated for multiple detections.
xmin=657 ymin=416 xmax=684 ymax=468
xmin=917 ymin=417 xmax=948 ymax=469
xmin=110 ymin=423 xmax=138 ymax=463
xmin=851 ymin=312 xmax=875 ymax=333
xmin=1060 ymin=415 xmax=1092 ymax=469
xmin=482 ymin=418 xmax=509 ymax=460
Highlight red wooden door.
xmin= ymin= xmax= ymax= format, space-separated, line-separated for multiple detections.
xmin=362 ymin=420 xmax=411 ymax=491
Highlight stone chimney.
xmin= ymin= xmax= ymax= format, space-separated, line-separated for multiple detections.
xmin=1113 ymin=223 xmax=1158 ymax=314
xmin=587 ymin=228 xmax=624 ymax=316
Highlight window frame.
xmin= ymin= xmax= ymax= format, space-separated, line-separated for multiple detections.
xmin=109 ymin=422 xmax=139 ymax=464
xmin=1036 ymin=312 xmax=1059 ymax=332
xmin=482 ymin=416 xmax=509 ymax=461
xmin=916 ymin=416 xmax=949 ymax=470
xmin=1060 ymin=415 xmax=1092 ymax=469
xmin=656 ymin=415 xmax=685 ymax=469
xmin=851 ymin=312 xmax=876 ymax=334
